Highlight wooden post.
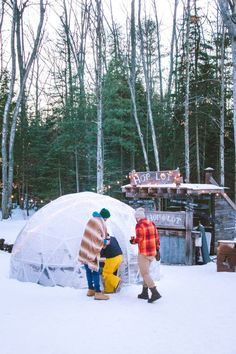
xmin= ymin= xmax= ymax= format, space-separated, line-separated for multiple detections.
xmin=211 ymin=194 xmax=216 ymax=254
xmin=185 ymin=209 xmax=193 ymax=265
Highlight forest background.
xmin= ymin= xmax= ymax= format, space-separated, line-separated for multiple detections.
xmin=0 ymin=0 xmax=236 ymax=218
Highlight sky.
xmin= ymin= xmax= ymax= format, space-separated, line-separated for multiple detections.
xmin=1 ymin=0 xmax=217 ymax=107
xmin=0 ymin=205 xmax=236 ymax=354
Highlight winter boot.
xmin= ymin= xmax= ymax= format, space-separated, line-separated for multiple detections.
xmin=94 ymin=292 xmax=109 ymax=300
xmin=87 ymin=289 xmax=95 ymax=297
xmin=148 ymin=287 xmax=161 ymax=303
xmin=138 ymin=286 xmax=149 ymax=300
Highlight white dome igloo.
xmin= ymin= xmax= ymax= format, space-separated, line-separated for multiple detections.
xmin=10 ymin=192 xmax=140 ymax=288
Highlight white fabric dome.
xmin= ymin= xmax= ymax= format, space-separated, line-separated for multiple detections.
xmin=9 ymin=192 xmax=141 ymax=288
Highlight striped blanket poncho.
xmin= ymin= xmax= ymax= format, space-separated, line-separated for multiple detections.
xmin=78 ymin=216 xmax=108 ymax=271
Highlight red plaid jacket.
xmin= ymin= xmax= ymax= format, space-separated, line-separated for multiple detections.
xmin=134 ymin=218 xmax=160 ymax=256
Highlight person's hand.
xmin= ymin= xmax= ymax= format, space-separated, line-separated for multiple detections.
xmin=155 ymin=249 xmax=160 ymax=261
xmin=130 ymin=236 xmax=135 ymax=244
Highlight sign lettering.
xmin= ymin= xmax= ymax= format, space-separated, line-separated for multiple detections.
xmin=146 ymin=211 xmax=186 ymax=229
xmin=130 ymin=169 xmax=181 ymax=186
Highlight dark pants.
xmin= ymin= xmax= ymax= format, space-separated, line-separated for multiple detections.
xmin=84 ymin=264 xmax=101 ymax=292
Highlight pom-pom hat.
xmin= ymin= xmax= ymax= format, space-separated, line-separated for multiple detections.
xmin=100 ymin=208 xmax=111 ymax=219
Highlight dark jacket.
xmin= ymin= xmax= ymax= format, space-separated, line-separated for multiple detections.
xmin=100 ymin=236 xmax=122 ymax=258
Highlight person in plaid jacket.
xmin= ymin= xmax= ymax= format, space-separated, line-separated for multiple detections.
xmin=130 ymin=207 xmax=161 ymax=303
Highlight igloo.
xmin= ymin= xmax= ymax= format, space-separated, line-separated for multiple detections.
xmin=10 ymin=192 xmax=141 ymax=288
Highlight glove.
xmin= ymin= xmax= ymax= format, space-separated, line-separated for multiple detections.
xmin=155 ymin=249 xmax=160 ymax=261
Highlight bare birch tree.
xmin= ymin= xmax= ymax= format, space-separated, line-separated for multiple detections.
xmin=138 ymin=0 xmax=160 ymax=171
xmin=1 ymin=0 xmax=17 ymax=219
xmin=193 ymin=0 xmax=201 ymax=183
xmin=0 ymin=0 xmax=5 ymax=72
xmin=220 ymin=24 xmax=226 ymax=186
xmin=152 ymin=0 xmax=163 ymax=102
xmin=128 ymin=0 xmax=150 ymax=171
xmin=108 ymin=0 xmax=121 ymax=61
xmin=1 ymin=0 xmax=46 ymax=219
xmin=217 ymin=0 xmax=236 ymax=197
xmin=59 ymin=0 xmax=92 ymax=192
xmin=167 ymin=0 xmax=179 ymax=108
xmin=60 ymin=0 xmax=79 ymax=192
xmin=184 ymin=0 xmax=191 ymax=182
xmin=95 ymin=0 xmax=104 ymax=193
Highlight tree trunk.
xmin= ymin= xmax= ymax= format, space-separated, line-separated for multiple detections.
xmin=128 ymin=0 xmax=149 ymax=171
xmin=75 ymin=147 xmax=79 ymax=192
xmin=184 ymin=0 xmax=191 ymax=182
xmin=152 ymin=0 xmax=163 ymax=102
xmin=95 ymin=0 xmax=104 ymax=194
xmin=1 ymin=1 xmax=17 ymax=219
xmin=220 ymin=25 xmax=225 ymax=186
xmin=61 ymin=0 xmax=79 ymax=191
xmin=217 ymin=0 xmax=236 ymax=199
xmin=0 ymin=0 xmax=5 ymax=72
xmin=109 ymin=0 xmax=120 ymax=61
xmin=193 ymin=0 xmax=200 ymax=183
xmin=58 ymin=165 xmax=62 ymax=196
xmin=8 ymin=0 xmax=45 ymax=212
xmin=167 ymin=0 xmax=178 ymax=109
xmin=1 ymin=0 xmax=46 ymax=219
xmin=232 ymin=37 xmax=236 ymax=198
xmin=138 ymin=0 xmax=160 ymax=171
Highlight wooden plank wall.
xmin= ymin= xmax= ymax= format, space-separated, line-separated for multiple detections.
xmin=214 ymin=195 xmax=236 ymax=251
xmin=159 ymin=230 xmax=195 ymax=265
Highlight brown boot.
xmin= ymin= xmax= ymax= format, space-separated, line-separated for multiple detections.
xmin=94 ymin=292 xmax=109 ymax=300
xmin=87 ymin=289 xmax=95 ymax=297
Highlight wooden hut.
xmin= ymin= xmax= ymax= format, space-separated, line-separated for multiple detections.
xmin=121 ymin=168 xmax=236 ymax=265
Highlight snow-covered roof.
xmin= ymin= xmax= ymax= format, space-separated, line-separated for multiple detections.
xmin=122 ymin=182 xmax=224 ymax=195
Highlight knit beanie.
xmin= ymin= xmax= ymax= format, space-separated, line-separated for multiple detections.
xmin=134 ymin=207 xmax=145 ymax=220
xmin=100 ymin=208 xmax=111 ymax=219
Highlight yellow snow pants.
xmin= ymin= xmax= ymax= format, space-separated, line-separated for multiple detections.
xmin=102 ymin=255 xmax=123 ymax=293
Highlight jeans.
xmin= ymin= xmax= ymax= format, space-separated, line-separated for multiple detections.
xmin=84 ymin=264 xmax=101 ymax=292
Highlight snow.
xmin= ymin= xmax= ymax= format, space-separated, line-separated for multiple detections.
xmin=0 ymin=207 xmax=236 ymax=354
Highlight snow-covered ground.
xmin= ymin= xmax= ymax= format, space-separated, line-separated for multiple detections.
xmin=0 ymin=208 xmax=236 ymax=354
